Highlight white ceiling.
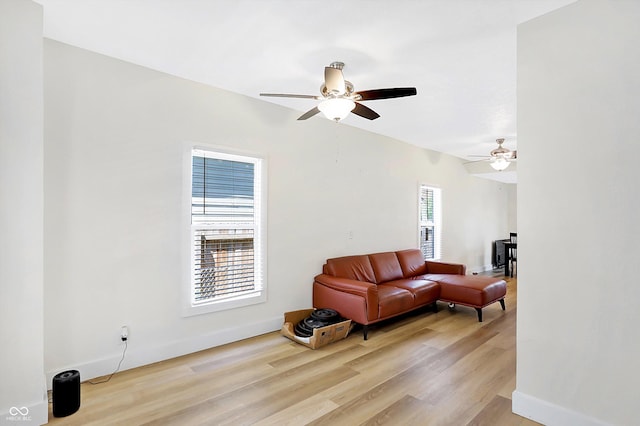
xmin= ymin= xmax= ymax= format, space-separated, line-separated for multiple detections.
xmin=34 ymin=0 xmax=576 ymax=184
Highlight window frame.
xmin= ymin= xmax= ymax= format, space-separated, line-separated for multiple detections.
xmin=183 ymin=145 xmax=267 ymax=317
xmin=418 ymin=184 xmax=442 ymax=261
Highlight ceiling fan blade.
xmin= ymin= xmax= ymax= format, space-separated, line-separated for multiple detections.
xmin=356 ymin=87 xmax=417 ymax=101
xmin=260 ymin=93 xmax=318 ymax=99
xmin=297 ymin=107 xmax=321 ymax=120
xmin=352 ymin=102 xmax=380 ymax=120
xmin=324 ymin=66 xmax=345 ymax=94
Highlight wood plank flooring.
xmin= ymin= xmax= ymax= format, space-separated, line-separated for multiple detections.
xmin=47 ymin=274 xmax=537 ymax=425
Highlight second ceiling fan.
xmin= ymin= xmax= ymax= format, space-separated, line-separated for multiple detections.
xmin=260 ymin=61 xmax=417 ymax=122
xmin=467 ymin=138 xmax=517 ymax=171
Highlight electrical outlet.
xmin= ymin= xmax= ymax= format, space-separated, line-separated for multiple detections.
xmin=121 ymin=325 xmax=129 ymax=341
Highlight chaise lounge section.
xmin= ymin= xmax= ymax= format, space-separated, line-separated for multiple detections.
xmin=313 ymin=248 xmax=507 ymax=339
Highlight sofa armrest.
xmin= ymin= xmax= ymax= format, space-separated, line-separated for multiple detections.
xmin=314 ymin=274 xmax=378 ymax=299
xmin=425 ymin=260 xmax=466 ymax=275
xmin=313 ymin=274 xmax=379 ymax=323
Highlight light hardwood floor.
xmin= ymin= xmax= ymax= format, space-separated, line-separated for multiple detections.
xmin=47 ymin=274 xmax=537 ymax=425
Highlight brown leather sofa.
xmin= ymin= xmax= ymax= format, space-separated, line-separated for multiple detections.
xmin=313 ymin=249 xmax=507 ymax=339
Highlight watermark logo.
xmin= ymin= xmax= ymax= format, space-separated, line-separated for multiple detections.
xmin=6 ymin=406 xmax=31 ymax=422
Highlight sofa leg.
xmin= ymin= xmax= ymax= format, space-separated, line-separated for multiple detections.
xmin=499 ymin=299 xmax=506 ymax=310
xmin=475 ymin=308 xmax=483 ymax=322
xmin=432 ymin=302 xmax=438 ymax=313
xmin=363 ymin=325 xmax=369 ymax=341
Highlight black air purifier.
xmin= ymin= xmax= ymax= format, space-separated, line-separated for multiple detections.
xmin=52 ymin=370 xmax=80 ymax=417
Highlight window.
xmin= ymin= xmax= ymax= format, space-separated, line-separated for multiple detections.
xmin=189 ymin=148 xmax=266 ymax=314
xmin=419 ymin=184 xmax=442 ymax=260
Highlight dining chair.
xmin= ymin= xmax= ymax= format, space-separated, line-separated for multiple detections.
xmin=509 ymin=232 xmax=517 ymax=277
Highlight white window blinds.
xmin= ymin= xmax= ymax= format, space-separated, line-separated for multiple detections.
xmin=419 ymin=185 xmax=442 ymax=260
xmin=191 ymin=149 xmax=263 ymax=306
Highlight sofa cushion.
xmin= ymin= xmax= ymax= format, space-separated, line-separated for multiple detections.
xmin=324 ymin=255 xmax=377 ymax=283
xmin=376 ymin=285 xmax=414 ymax=319
xmin=411 ymin=273 xmax=450 ymax=282
xmin=396 ymin=249 xmax=428 ymax=277
xmin=383 ymin=279 xmax=440 ymax=306
xmin=369 ymin=252 xmax=404 ymax=283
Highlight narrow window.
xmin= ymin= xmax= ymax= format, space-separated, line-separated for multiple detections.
xmin=419 ymin=185 xmax=442 ymax=260
xmin=189 ymin=148 xmax=265 ymax=314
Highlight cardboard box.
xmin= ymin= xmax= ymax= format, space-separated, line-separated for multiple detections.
xmin=281 ymin=309 xmax=352 ymax=349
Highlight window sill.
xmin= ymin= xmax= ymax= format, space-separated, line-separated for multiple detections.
xmin=182 ymin=291 xmax=266 ymax=317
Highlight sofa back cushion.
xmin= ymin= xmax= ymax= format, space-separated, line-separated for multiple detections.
xmin=369 ymin=252 xmax=404 ymax=283
xmin=323 ymin=255 xmax=377 ymax=283
xmin=396 ymin=249 xmax=428 ymax=277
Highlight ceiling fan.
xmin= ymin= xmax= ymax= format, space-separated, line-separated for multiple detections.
xmin=260 ymin=61 xmax=417 ymax=122
xmin=467 ymin=138 xmax=517 ymax=171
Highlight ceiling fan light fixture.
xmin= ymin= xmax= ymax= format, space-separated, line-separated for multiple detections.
xmin=490 ymin=156 xmax=510 ymax=171
xmin=318 ymin=98 xmax=355 ymax=122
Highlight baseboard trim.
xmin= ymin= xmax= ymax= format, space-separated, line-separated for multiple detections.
xmin=512 ymin=390 xmax=609 ymax=426
xmin=45 ymin=315 xmax=282 ymax=388
xmin=469 ymin=264 xmax=495 ymax=274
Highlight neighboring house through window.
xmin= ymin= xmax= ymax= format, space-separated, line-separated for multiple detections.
xmin=188 ymin=148 xmax=266 ymax=315
xmin=419 ymin=184 xmax=442 ymax=260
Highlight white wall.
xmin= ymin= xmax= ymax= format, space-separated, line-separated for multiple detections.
xmin=0 ymin=0 xmax=47 ymax=424
xmin=506 ymin=184 xmax=517 ymax=233
xmin=42 ymin=39 xmax=511 ymax=383
xmin=514 ymin=1 xmax=640 ymax=425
